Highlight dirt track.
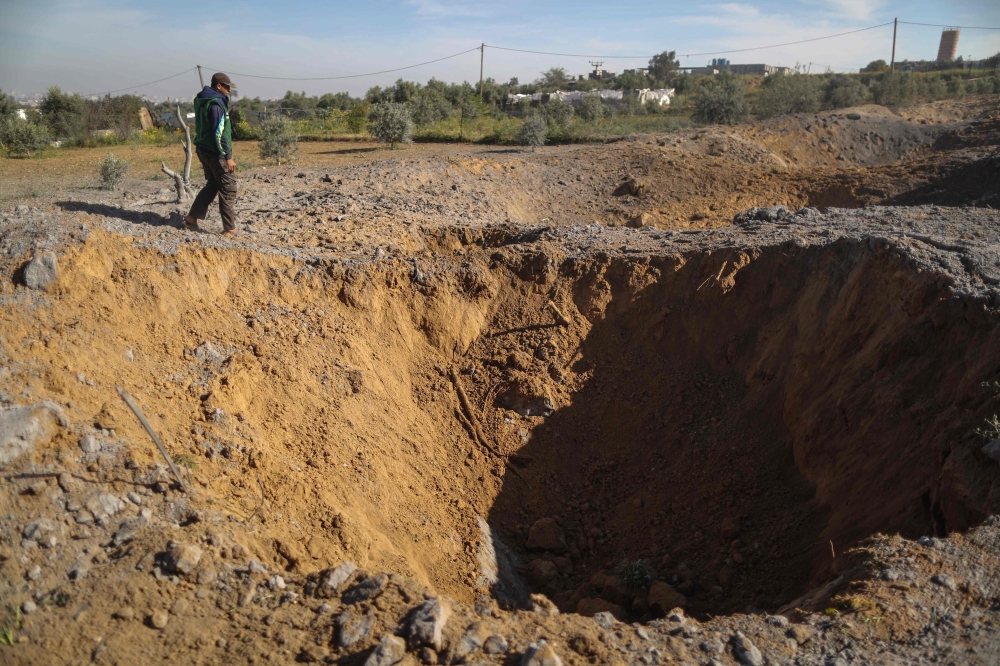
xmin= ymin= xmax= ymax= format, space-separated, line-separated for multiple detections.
xmin=2 ymin=96 xmax=1000 ymax=665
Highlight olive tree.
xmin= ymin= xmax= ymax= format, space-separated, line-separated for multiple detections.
xmin=367 ymin=102 xmax=413 ymax=149
xmin=693 ymin=73 xmax=749 ymax=125
xmin=258 ymin=115 xmax=299 ymax=164
xmin=518 ymin=112 xmax=547 ymax=150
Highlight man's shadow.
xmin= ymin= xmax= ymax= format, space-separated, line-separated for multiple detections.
xmin=55 ymin=201 xmax=181 ymax=228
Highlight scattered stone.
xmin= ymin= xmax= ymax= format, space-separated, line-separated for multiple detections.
xmin=474 ymin=594 xmax=497 ymax=617
xmin=170 ymin=599 xmax=188 ymax=615
xmin=521 ymin=639 xmax=563 ymax=666
xmin=27 ymin=565 xmax=41 ymax=581
xmin=767 ymin=615 xmax=789 ymax=627
xmin=1 ymin=403 xmax=63 ymax=466
xmin=21 ymin=600 xmax=37 ymax=614
xmin=455 ymin=623 xmax=489 ymax=658
xmin=23 ymin=518 xmax=58 ymax=541
xmin=700 ymin=638 xmax=723 ymax=654
xmin=113 ymin=608 xmax=135 ymax=621
xmin=216 ymin=638 xmax=227 ymax=649
xmin=525 ymin=517 xmax=566 ymax=552
xmin=418 ymin=647 xmax=438 ymax=665
xmin=932 ymin=574 xmax=957 ymax=590
xmin=484 ymin=634 xmax=509 ymax=655
xmin=317 ymin=603 xmax=332 ymax=614
xmin=165 ymin=541 xmax=202 ymax=575
xmin=23 ymin=252 xmax=58 ymax=289
xmin=299 ymin=645 xmax=329 ymax=662
xmin=248 ymin=559 xmax=268 ymax=575
xmin=268 ymin=575 xmax=286 ymax=591
xmin=365 ymin=635 xmax=406 ymax=666
xmin=57 ymin=472 xmax=76 ymax=492
xmin=150 ymin=610 xmax=169 ymax=629
xmin=113 ymin=517 xmax=143 ymax=547
xmin=344 ymin=573 xmax=388 ymax=604
xmin=733 ymin=631 xmax=763 ymax=666
xmin=592 ymin=611 xmax=616 ymax=630
xmin=409 ymin=598 xmax=451 ymax=650
xmin=79 ymin=435 xmax=100 ymax=453
xmin=336 ymin=607 xmax=374 ymax=648
xmin=529 ymin=593 xmax=559 ymax=615
xmin=323 ymin=561 xmax=357 ymax=591
xmin=127 ymin=491 xmax=143 ymax=505
xmin=628 ymin=212 xmax=653 ymax=228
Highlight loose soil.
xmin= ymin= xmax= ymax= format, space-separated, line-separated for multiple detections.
xmin=2 ymin=95 xmax=1000 ymax=666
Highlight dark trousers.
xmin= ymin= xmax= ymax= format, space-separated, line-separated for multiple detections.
xmin=189 ymin=150 xmax=237 ymax=231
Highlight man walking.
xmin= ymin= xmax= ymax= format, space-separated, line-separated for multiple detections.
xmin=184 ymin=72 xmax=238 ymax=235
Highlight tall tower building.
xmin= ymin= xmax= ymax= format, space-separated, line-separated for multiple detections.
xmin=937 ymin=29 xmax=960 ymax=62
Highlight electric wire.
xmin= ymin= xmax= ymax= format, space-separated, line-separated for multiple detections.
xmin=486 ymin=22 xmax=894 ymax=59
xmin=205 ymin=47 xmax=481 ymax=81
xmin=898 ymin=21 xmax=1000 ymax=30
xmin=89 ymin=67 xmax=197 ymax=97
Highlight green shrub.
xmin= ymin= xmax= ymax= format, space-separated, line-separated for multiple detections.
xmin=577 ymin=95 xmax=606 ymax=122
xmin=518 ymin=112 xmax=547 ymax=150
xmin=346 ymin=101 xmax=371 ymax=136
xmin=869 ymin=73 xmax=915 ymax=105
xmin=230 ymin=109 xmax=258 ymax=140
xmin=258 ymin=115 xmax=298 ymax=164
xmin=615 ymin=559 xmax=654 ymax=591
xmin=367 ymin=103 xmax=413 ymax=148
xmin=98 ymin=152 xmax=129 ymax=190
xmin=754 ymin=73 xmax=822 ymax=119
xmin=543 ymin=98 xmax=574 ymax=127
xmin=694 ymin=73 xmax=749 ymax=125
xmin=410 ymin=89 xmax=453 ymax=126
xmin=0 ymin=89 xmax=16 ymax=118
xmin=0 ymin=117 xmax=50 ymax=157
xmin=824 ymin=75 xmax=868 ymax=109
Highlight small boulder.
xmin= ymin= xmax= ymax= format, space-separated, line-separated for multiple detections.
xmin=150 ymin=610 xmax=169 ymax=629
xmin=525 ymin=518 xmax=566 ymax=552
xmin=409 ymin=598 xmax=451 ymax=651
xmin=647 ymin=581 xmax=686 ymax=614
xmin=364 ymin=635 xmax=406 ymax=666
xmin=23 ymin=252 xmax=58 ymax=290
xmin=628 ymin=212 xmax=653 ymax=228
xmin=521 ymin=640 xmax=563 ymax=666
xmin=576 ymin=599 xmax=623 ymax=621
xmin=165 ymin=541 xmax=202 ymax=575
xmin=323 ymin=561 xmax=357 ymax=591
xmin=344 ymin=574 xmax=388 ymax=604
xmin=787 ymin=625 xmax=814 ymax=644
xmin=336 ymin=608 xmax=374 ymax=648
xmin=0 ymin=403 xmax=63 ymax=467
xmin=733 ymin=631 xmax=763 ymax=666
xmin=483 ymin=634 xmax=509 ymax=655
xmin=526 ymin=559 xmax=559 ymax=586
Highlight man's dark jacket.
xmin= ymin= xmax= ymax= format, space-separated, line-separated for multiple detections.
xmin=193 ymin=86 xmax=232 ymax=160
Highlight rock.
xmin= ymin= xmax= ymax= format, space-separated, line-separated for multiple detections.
xmin=113 ymin=608 xmax=135 ymax=621
xmin=982 ymin=439 xmax=1000 ymax=463
xmin=299 ymin=645 xmax=329 ymax=662
xmin=733 ymin=632 xmax=763 ymax=666
xmin=321 ymin=174 xmax=333 ymax=183
xmin=323 ymin=561 xmax=357 ymax=591
xmin=577 ymin=599 xmax=623 ymax=621
xmin=150 ymin=610 xmax=169 ymax=629
xmin=216 ymin=638 xmax=228 ymax=649
xmin=58 ymin=472 xmax=76 ymax=492
xmin=268 ymin=575 xmax=286 ymax=591
xmin=628 ymin=212 xmax=653 ymax=228
xmin=69 ymin=565 xmax=89 ymax=580
xmin=93 ymin=403 xmax=118 ymax=431
xmin=23 ymin=518 xmax=58 ymax=541
xmin=248 ymin=559 xmax=268 ymax=575
xmin=526 ymin=559 xmax=559 ymax=585
xmin=787 ymin=624 xmax=814 ymax=644
xmin=409 ymin=598 xmax=451 ymax=650
xmin=521 ymin=640 xmax=563 ymax=666
xmin=932 ymin=574 xmax=957 ymax=590
xmin=85 ymin=492 xmax=125 ymax=521
xmin=21 ymin=600 xmax=37 ymax=614
xmin=0 ymin=403 xmax=62 ymax=466
xmin=418 ymin=647 xmax=438 ymax=665
xmin=170 ymin=599 xmax=188 ymax=615
xmin=734 ymin=205 xmax=792 ymax=225
xmin=336 ymin=607 xmax=374 ymax=648
xmin=530 ymin=594 xmax=559 ymax=615
xmin=27 ymin=565 xmax=41 ymax=580
xmin=127 ymin=491 xmax=143 ymax=505
xmin=525 ymin=518 xmax=566 ymax=552
xmin=647 ymin=581 xmax=687 ymax=613
xmin=365 ymin=635 xmax=406 ymax=666
xmin=344 ymin=574 xmax=388 ymax=604
xmin=113 ymin=517 xmax=143 ymax=547
xmin=23 ymin=252 xmax=58 ymax=289
xmin=592 ymin=610 xmax=616 ymax=629
xmin=165 ymin=542 xmax=202 ymax=575
xmin=455 ymin=623 xmax=489 ymax=658
xmin=484 ymin=634 xmax=509 ymax=655
xmin=700 ymin=638 xmax=723 ymax=654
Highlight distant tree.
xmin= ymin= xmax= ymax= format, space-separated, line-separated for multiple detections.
xmin=365 ymin=86 xmax=391 ymax=104
xmin=543 ymin=98 xmax=574 ymax=127
xmin=346 ymin=101 xmax=371 ymax=136
xmin=392 ymin=79 xmax=420 ymax=104
xmin=647 ymin=51 xmax=680 ymax=84
xmin=753 ymin=72 xmax=822 ymax=118
xmin=518 ymin=112 xmax=548 ymax=150
xmin=577 ymin=95 xmax=607 ymax=122
xmin=367 ymin=103 xmax=413 ymax=149
xmin=538 ymin=67 xmax=569 ymax=89
xmin=258 ymin=115 xmax=299 ymax=164
xmin=693 ymin=73 xmax=749 ymax=125
xmin=824 ymin=75 xmax=868 ymax=109
xmin=0 ymin=117 xmax=50 ymax=157
xmin=862 ymin=59 xmax=888 ymax=73
xmin=507 ymin=77 xmax=519 ymax=86
xmin=0 ymin=89 xmax=16 ymax=118
xmin=317 ymin=92 xmax=360 ymax=111
xmin=409 ymin=88 xmax=453 ymax=126
xmin=39 ymin=86 xmax=86 ymax=139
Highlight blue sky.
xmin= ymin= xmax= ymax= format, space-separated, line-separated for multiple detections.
xmin=1 ymin=0 xmax=999 ymax=99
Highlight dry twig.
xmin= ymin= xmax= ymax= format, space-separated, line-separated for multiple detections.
xmin=116 ymin=386 xmax=187 ymax=492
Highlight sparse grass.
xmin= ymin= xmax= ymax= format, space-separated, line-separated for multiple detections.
xmin=0 ymin=625 xmax=13 ymax=646
xmin=975 ymin=414 xmax=1000 ymax=440
xmin=831 ymin=593 xmax=877 ymax=613
xmin=615 ymin=558 xmax=654 ymax=590
xmin=172 ymin=454 xmax=199 ymax=470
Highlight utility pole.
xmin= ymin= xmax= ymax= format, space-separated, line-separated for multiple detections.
xmin=197 ymin=65 xmax=205 ymax=88
xmin=890 ymin=18 xmax=897 ymax=74
xmin=479 ymin=43 xmax=485 ymax=101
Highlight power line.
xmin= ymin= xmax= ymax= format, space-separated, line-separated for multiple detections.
xmin=205 ymin=47 xmax=481 ymax=82
xmin=898 ymin=21 xmax=1000 ymax=30
xmin=89 ymin=67 xmax=197 ymax=97
xmin=486 ymin=22 xmax=894 ymax=60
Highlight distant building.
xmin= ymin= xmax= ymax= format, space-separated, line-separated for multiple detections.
xmin=623 ymin=68 xmax=648 ymax=76
xmin=937 ymin=28 xmax=960 ymax=62
xmin=711 ymin=58 xmax=731 ymax=67
xmin=726 ymin=64 xmax=791 ymax=76
xmin=687 ymin=67 xmax=721 ymax=76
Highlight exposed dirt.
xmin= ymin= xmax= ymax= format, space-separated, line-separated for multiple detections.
xmin=2 ymin=96 xmax=1000 ymax=666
